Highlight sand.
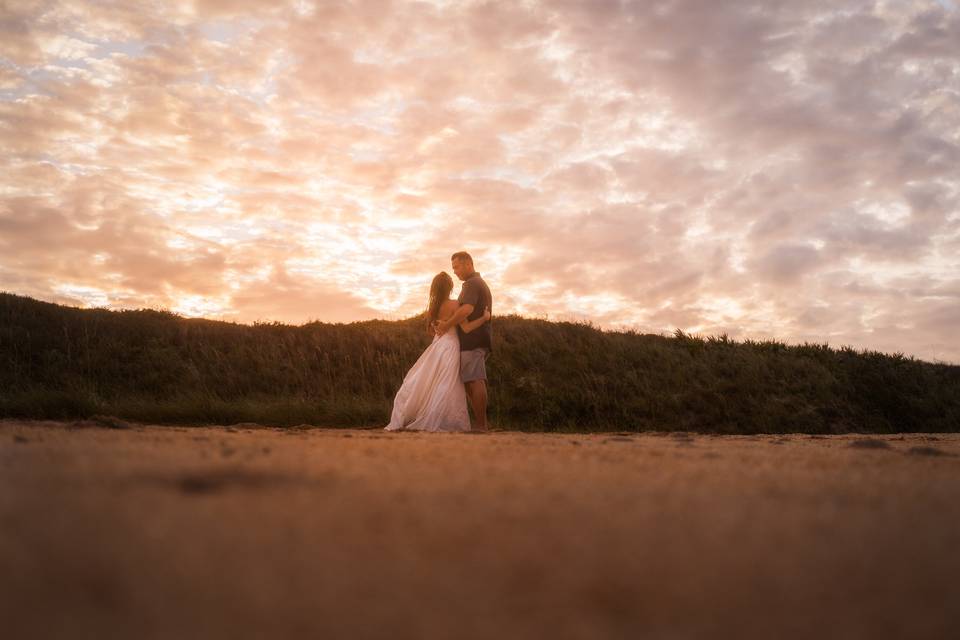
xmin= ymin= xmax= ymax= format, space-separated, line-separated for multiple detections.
xmin=1 ymin=419 xmax=959 ymax=639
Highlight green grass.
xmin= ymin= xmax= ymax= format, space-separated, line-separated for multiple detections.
xmin=1 ymin=291 xmax=958 ymax=433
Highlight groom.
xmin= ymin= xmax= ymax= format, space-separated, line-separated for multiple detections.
xmin=435 ymin=251 xmax=492 ymax=432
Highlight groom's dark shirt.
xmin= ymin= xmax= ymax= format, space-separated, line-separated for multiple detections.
xmin=457 ymin=272 xmax=492 ymax=352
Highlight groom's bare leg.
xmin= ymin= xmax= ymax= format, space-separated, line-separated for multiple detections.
xmin=465 ymin=380 xmax=488 ymax=431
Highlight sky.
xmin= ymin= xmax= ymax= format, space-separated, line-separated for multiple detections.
xmin=1 ymin=0 xmax=958 ymax=363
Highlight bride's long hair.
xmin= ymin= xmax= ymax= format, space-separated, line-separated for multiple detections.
xmin=428 ymin=271 xmax=454 ymax=327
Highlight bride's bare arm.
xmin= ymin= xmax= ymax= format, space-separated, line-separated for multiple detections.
xmin=459 ymin=308 xmax=492 ymax=334
xmin=435 ymin=302 xmax=472 ymax=335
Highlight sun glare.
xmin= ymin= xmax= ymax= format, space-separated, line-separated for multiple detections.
xmin=169 ymin=294 xmax=231 ymax=319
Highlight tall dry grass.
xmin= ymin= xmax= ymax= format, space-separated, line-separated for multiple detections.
xmin=2 ymin=292 xmax=958 ymax=432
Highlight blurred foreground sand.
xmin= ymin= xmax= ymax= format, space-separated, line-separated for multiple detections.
xmin=2 ymin=420 xmax=959 ymax=639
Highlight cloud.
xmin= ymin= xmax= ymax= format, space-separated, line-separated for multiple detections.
xmin=751 ymin=244 xmax=823 ymax=283
xmin=0 ymin=0 xmax=958 ymax=362
xmin=228 ymin=262 xmax=379 ymax=324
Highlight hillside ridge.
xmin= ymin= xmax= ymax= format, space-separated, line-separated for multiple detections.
xmin=2 ymin=291 xmax=958 ymax=432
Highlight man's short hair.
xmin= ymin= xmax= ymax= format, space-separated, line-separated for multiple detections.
xmin=451 ymin=251 xmax=473 ymax=263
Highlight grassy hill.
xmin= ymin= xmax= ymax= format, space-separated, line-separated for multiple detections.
xmin=1 ymin=291 xmax=957 ymax=433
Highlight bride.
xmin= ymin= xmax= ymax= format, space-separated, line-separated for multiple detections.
xmin=384 ymin=271 xmax=491 ymax=432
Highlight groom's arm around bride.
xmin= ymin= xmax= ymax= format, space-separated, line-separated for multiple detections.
xmin=436 ymin=252 xmax=493 ymax=431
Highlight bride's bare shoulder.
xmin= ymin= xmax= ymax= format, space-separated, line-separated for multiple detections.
xmin=439 ymin=298 xmax=459 ymax=320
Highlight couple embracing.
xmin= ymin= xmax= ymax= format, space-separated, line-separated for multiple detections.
xmin=385 ymin=252 xmax=493 ymax=433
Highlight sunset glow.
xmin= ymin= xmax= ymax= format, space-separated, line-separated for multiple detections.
xmin=1 ymin=1 xmax=958 ymax=361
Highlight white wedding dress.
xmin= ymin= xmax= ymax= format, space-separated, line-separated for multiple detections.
xmin=384 ymin=326 xmax=470 ymax=432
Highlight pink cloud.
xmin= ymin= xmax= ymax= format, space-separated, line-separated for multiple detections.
xmin=1 ymin=0 xmax=958 ymax=363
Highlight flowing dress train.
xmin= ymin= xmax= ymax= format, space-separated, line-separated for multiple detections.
xmin=384 ymin=327 xmax=470 ymax=432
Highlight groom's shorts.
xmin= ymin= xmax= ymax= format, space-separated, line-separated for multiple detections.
xmin=460 ymin=348 xmax=490 ymax=383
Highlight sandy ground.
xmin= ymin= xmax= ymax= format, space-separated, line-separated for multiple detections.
xmin=1 ymin=420 xmax=959 ymax=640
